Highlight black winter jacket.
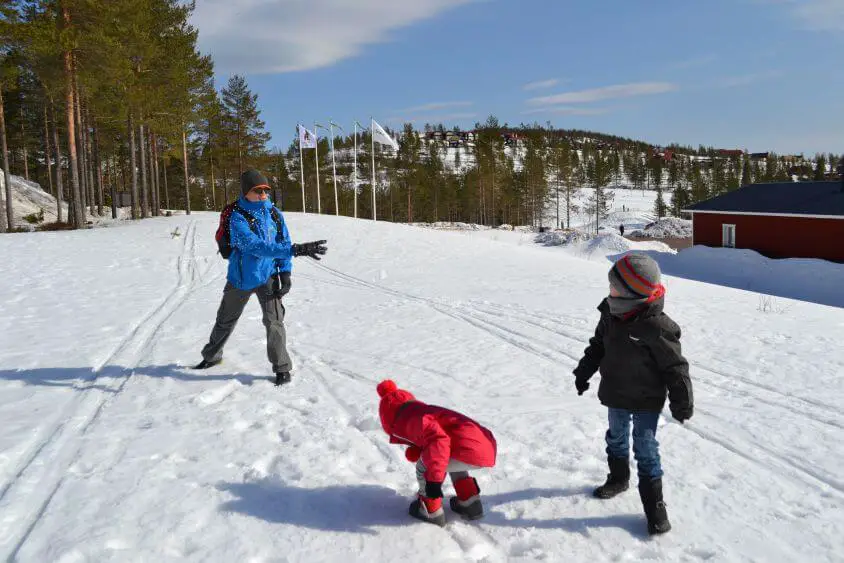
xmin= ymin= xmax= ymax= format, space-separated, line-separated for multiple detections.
xmin=574 ymin=298 xmax=693 ymax=415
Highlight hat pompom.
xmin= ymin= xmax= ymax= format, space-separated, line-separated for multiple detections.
xmin=377 ymin=379 xmax=398 ymax=397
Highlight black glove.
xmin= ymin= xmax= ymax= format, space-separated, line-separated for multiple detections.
xmin=575 ymin=377 xmax=590 ymax=396
xmin=425 ymin=481 xmax=444 ymax=499
xmin=670 ymin=404 xmax=693 ymax=423
xmin=268 ymin=271 xmax=291 ymax=298
xmin=292 ymin=240 xmax=328 ymax=260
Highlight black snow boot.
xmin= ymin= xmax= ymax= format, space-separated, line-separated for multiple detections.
xmin=638 ymin=478 xmax=672 ymax=535
xmin=593 ymin=457 xmax=630 ymax=499
xmin=274 ymin=371 xmax=292 ymax=386
xmin=193 ymin=358 xmax=222 ymax=370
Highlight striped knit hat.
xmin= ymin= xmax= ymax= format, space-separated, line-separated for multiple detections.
xmin=609 ymin=254 xmax=663 ymax=299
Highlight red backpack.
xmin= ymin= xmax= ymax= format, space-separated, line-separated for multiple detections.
xmin=215 ymin=202 xmax=284 ymax=259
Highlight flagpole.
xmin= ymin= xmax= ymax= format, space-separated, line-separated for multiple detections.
xmin=314 ymin=121 xmax=321 ymax=214
xmin=353 ymin=121 xmax=358 ymax=219
xmin=329 ymin=121 xmax=339 ymax=216
xmin=298 ymin=125 xmax=306 ymax=213
xmin=371 ymin=118 xmax=377 ymax=222
xmin=354 ymin=120 xmax=358 ymax=219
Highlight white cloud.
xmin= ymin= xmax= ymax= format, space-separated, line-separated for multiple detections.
xmin=522 ymin=106 xmax=608 ymax=116
xmin=667 ymin=54 xmax=718 ymax=70
xmin=191 ymin=0 xmax=476 ymax=74
xmin=716 ymin=70 xmax=783 ymax=88
xmin=523 ymin=79 xmax=560 ymax=91
xmin=527 ymin=82 xmax=678 ymax=105
xmin=756 ymin=0 xmax=844 ymax=31
xmin=394 ymin=101 xmax=473 ymax=113
xmin=790 ymin=0 xmax=844 ymax=30
xmin=386 ymin=112 xmax=477 ymax=124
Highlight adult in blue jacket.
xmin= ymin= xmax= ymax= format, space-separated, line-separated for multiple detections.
xmin=194 ymin=169 xmax=327 ymax=386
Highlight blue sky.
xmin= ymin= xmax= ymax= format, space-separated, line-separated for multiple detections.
xmin=192 ymin=0 xmax=843 ymax=155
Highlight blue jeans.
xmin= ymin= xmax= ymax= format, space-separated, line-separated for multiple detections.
xmin=605 ymin=408 xmax=663 ymax=480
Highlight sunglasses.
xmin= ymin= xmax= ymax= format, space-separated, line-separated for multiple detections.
xmin=251 ymin=188 xmax=271 ymax=195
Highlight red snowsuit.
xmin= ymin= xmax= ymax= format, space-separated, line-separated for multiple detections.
xmin=378 ymin=380 xmax=497 ymax=484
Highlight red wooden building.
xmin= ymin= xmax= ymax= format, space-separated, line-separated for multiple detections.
xmin=684 ymin=180 xmax=844 ymax=262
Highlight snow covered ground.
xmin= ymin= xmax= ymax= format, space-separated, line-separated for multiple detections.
xmin=1 ymin=213 xmax=842 ymax=562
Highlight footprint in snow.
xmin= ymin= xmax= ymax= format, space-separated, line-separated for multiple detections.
xmin=195 ymin=382 xmax=238 ymax=406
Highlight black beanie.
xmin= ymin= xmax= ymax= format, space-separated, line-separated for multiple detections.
xmin=241 ymin=169 xmax=270 ymax=196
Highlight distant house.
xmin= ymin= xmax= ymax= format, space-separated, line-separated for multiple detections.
xmin=684 ymin=180 xmax=844 ymax=262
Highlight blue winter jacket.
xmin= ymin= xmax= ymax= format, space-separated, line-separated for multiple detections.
xmin=227 ymin=197 xmax=293 ymax=291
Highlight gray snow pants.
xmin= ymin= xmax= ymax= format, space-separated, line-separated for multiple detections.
xmin=201 ymin=281 xmax=293 ymax=373
xmin=416 ymin=460 xmax=480 ymax=495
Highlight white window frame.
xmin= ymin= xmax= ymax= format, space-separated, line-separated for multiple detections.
xmin=722 ymin=224 xmax=736 ymax=248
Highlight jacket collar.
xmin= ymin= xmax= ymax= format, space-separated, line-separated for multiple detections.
xmin=599 ymin=297 xmax=664 ymax=320
xmin=238 ymin=196 xmax=272 ymax=212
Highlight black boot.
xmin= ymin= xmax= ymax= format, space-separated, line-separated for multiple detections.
xmin=593 ymin=457 xmax=630 ymax=499
xmin=274 ymin=371 xmax=292 ymax=386
xmin=638 ymin=478 xmax=672 ymax=535
xmin=193 ymin=358 xmax=222 ymax=370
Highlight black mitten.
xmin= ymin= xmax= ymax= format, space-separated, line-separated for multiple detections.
xmin=292 ymin=240 xmax=328 ymax=260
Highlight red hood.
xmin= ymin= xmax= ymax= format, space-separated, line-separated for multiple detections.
xmin=377 ymin=379 xmax=416 ymax=434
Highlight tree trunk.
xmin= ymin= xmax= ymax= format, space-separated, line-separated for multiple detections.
xmin=162 ymin=150 xmax=169 ymax=210
xmin=208 ymin=122 xmax=216 ymax=209
xmin=210 ymin=158 xmax=216 ymax=210
xmin=149 ymin=131 xmax=159 ymax=215
xmin=85 ymin=110 xmax=96 ymax=215
xmin=0 ymin=86 xmax=11 ymax=232
xmin=109 ymin=155 xmax=117 ymax=219
xmin=139 ymin=122 xmax=148 ymax=217
xmin=50 ymin=100 xmax=64 ymax=223
xmin=223 ymin=168 xmax=228 ymax=203
xmin=73 ymin=71 xmax=88 ymax=215
xmin=20 ymin=107 xmax=29 ymax=181
xmin=92 ymin=117 xmax=103 ymax=216
xmin=43 ymin=106 xmax=54 ymax=197
xmin=128 ymin=112 xmax=138 ymax=219
xmin=182 ymin=126 xmax=190 ymax=214
xmin=63 ymin=28 xmax=83 ymax=228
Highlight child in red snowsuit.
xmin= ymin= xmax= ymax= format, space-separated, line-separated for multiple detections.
xmin=377 ymin=379 xmax=497 ymax=526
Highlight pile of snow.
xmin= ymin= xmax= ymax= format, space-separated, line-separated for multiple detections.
xmin=628 ymin=218 xmax=692 ymax=239
xmin=409 ymin=221 xmax=492 ymax=231
xmin=1 ymin=171 xmax=68 ymax=228
xmin=536 ymin=230 xmax=675 ymax=261
xmin=535 ymin=229 xmax=594 ymax=247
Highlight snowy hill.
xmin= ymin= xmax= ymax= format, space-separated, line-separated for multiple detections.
xmin=0 ymin=213 xmax=842 ymax=562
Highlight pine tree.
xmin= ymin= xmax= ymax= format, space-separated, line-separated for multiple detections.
xmin=221 ymin=75 xmax=270 ymax=173
xmin=585 ymin=150 xmax=613 ymax=233
xmin=654 ymin=184 xmax=667 ymax=219
xmin=814 ymin=154 xmax=826 ymax=181
xmin=741 ymin=155 xmax=753 ymax=186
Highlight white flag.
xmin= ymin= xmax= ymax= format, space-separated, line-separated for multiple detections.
xmin=371 ymin=119 xmax=399 ymax=150
xmin=299 ymin=125 xmax=317 ymax=149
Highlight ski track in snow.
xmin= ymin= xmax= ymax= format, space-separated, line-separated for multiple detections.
xmin=302 ymin=261 xmax=844 ymax=502
xmin=0 ymin=221 xmax=204 ymax=560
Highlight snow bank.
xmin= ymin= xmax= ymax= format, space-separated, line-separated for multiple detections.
xmin=628 ymin=218 xmax=692 ymax=239
xmin=409 ymin=221 xmax=492 ymax=231
xmin=536 ymin=230 xmax=675 ymax=261
xmin=1 ymin=171 xmax=68 ymax=228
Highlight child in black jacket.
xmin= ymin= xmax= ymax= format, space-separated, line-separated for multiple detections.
xmin=574 ymin=253 xmax=693 ymax=535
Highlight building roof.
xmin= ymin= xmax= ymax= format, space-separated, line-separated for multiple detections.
xmin=685 ymin=181 xmax=844 ymax=217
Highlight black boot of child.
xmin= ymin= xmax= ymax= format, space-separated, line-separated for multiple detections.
xmin=638 ymin=478 xmax=672 ymax=535
xmin=593 ymin=457 xmax=630 ymax=499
